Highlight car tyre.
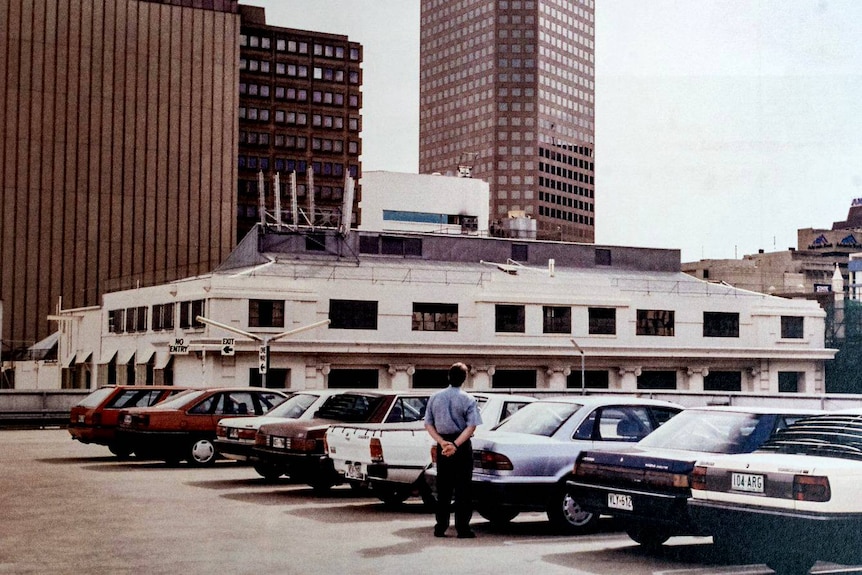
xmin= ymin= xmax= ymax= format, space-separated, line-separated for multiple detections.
xmin=253 ymin=462 xmax=286 ymax=481
xmin=546 ymin=485 xmax=599 ymax=534
xmin=477 ymin=505 xmax=520 ymax=525
xmin=108 ymin=442 xmax=133 ymax=459
xmin=373 ymin=485 xmax=410 ymax=506
xmin=625 ymin=526 xmax=670 ymax=549
xmin=188 ymin=438 xmax=217 ymax=466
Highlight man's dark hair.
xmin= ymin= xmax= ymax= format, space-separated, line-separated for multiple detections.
xmin=448 ymin=362 xmax=468 ymax=387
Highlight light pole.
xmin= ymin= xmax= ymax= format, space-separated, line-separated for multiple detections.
xmin=195 ymin=316 xmax=330 ymax=388
xmin=570 ymin=338 xmax=585 ymax=395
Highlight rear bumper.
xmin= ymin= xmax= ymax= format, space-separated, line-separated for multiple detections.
xmin=214 ymin=439 xmax=254 ymax=461
xmin=471 ymin=475 xmax=556 ymax=511
xmin=567 ymin=479 xmax=695 ymax=534
xmin=68 ymin=425 xmax=115 ymax=445
xmin=252 ymin=447 xmax=337 ymax=482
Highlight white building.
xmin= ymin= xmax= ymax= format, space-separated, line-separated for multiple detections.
xmin=359 ymin=171 xmax=489 ymax=236
xmin=53 ymin=227 xmax=835 ymax=395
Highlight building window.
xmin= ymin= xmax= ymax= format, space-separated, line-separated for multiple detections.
xmin=412 ymin=369 xmax=448 ymax=389
xmin=781 ymin=316 xmax=804 ymax=339
xmin=778 ymin=371 xmax=802 ymax=393
xmin=305 ymin=232 xmax=326 ymax=251
xmin=703 ymin=312 xmax=740 ymax=338
xmin=511 ymin=243 xmax=528 ymax=262
xmin=329 ymin=299 xmax=378 ymax=330
xmin=412 ymin=303 xmax=458 ymax=332
xmin=328 ymin=368 xmax=379 ymax=388
xmin=248 ymin=300 xmax=285 ymax=328
xmin=542 ymin=306 xmax=571 ymax=334
xmin=588 ymin=307 xmax=616 ymax=335
xmin=567 ymin=370 xmax=610 ymax=389
xmin=703 ymin=371 xmax=742 ymax=392
xmin=492 ymin=369 xmax=537 ymax=389
xmin=495 ymin=304 xmax=525 ymax=333
xmin=636 ymin=309 xmax=675 ymax=336
xmin=125 ymin=307 xmax=147 ymax=333
xmin=359 ymin=235 xmax=379 ymax=254
xmin=249 ymin=368 xmax=290 ymax=389
xmin=152 ymin=303 xmax=175 ymax=332
xmin=637 ymin=370 xmax=677 ymax=390
xmin=595 ymin=248 xmax=612 ymax=266
xmin=108 ymin=309 xmax=125 ymax=334
xmin=380 ymin=236 xmax=422 ymax=256
xmin=179 ymin=300 xmax=205 ymax=329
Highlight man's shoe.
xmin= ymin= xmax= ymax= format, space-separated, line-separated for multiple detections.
xmin=434 ymin=528 xmax=447 ymax=538
xmin=456 ymin=530 xmax=476 ymax=539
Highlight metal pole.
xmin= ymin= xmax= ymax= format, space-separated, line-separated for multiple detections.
xmin=571 ymin=339 xmax=585 ymax=395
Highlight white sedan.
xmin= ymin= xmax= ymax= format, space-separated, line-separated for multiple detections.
xmin=689 ymin=409 xmax=862 ymax=574
xmin=428 ymin=396 xmax=682 ymax=533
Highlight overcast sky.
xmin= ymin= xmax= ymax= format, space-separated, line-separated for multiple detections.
xmin=242 ymin=0 xmax=862 ymax=262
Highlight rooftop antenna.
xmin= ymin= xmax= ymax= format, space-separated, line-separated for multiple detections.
xmin=340 ymin=175 xmax=355 ymax=237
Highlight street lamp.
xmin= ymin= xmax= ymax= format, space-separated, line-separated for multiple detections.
xmin=195 ymin=316 xmax=330 ymax=388
xmin=570 ymin=338 xmax=585 ymax=395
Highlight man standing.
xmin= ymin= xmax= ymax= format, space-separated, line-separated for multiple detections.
xmin=424 ymin=362 xmax=482 ymax=538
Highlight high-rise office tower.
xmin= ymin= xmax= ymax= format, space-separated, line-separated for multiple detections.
xmin=419 ymin=0 xmax=595 ymax=242
xmin=0 ymin=0 xmax=239 ymax=368
xmin=237 ymin=6 xmax=363 ymax=242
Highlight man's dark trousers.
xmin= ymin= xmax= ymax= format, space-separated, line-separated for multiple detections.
xmin=435 ymin=438 xmax=473 ymax=534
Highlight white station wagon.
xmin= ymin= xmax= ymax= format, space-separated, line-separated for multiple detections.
xmin=689 ymin=409 xmax=862 ymax=575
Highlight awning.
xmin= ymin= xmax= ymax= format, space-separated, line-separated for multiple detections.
xmin=98 ymin=351 xmax=117 ymax=365
xmin=136 ymin=349 xmax=155 ymax=365
xmin=116 ymin=348 xmax=136 ymax=365
xmin=154 ymin=352 xmax=173 ymax=370
xmin=75 ymin=353 xmax=92 ymax=365
xmin=60 ymin=354 xmax=76 ymax=369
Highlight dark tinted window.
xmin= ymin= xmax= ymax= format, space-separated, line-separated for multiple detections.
xmin=315 ymin=393 xmax=385 ymax=422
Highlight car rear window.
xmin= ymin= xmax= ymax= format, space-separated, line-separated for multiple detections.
xmin=268 ymin=393 xmax=319 ymax=419
xmin=104 ymin=389 xmax=171 ymax=409
xmin=759 ymin=413 xmax=862 ymax=460
xmin=638 ymin=410 xmax=776 ymax=453
xmin=493 ymin=401 xmax=582 ymax=436
xmin=74 ymin=387 xmax=116 ymax=408
xmin=315 ymin=393 xmax=385 ymax=422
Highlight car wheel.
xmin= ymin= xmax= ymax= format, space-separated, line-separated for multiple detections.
xmin=625 ymin=526 xmax=670 ymax=549
xmin=108 ymin=442 xmax=133 ymax=459
xmin=188 ymin=438 xmax=217 ymax=466
xmin=253 ymin=462 xmax=286 ymax=481
xmin=373 ymin=485 xmax=410 ymax=506
xmin=546 ymin=486 xmax=599 ymax=534
xmin=476 ymin=505 xmax=520 ymax=525
xmin=765 ymin=553 xmax=816 ymax=575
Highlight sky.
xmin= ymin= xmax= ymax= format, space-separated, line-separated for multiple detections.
xmin=242 ymin=0 xmax=862 ymax=262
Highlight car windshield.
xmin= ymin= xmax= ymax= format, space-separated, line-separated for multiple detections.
xmin=759 ymin=413 xmax=862 ymax=460
xmin=74 ymin=387 xmax=116 ymax=408
xmin=314 ymin=393 xmax=385 ymax=423
xmin=493 ymin=401 xmax=582 ymax=436
xmin=149 ymin=389 xmax=205 ymax=410
xmin=268 ymin=393 xmax=320 ymax=419
xmin=637 ymin=410 xmax=774 ymax=453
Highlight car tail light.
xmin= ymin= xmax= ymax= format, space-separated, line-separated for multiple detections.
xmin=238 ymin=429 xmax=256 ymax=441
xmin=216 ymin=425 xmax=226 ymax=438
xmin=255 ymin=433 xmax=267 ymax=446
xmin=475 ymin=450 xmax=513 ymax=471
xmin=793 ymin=475 xmax=830 ymax=502
xmin=322 ymin=435 xmax=329 ymax=454
xmin=573 ymin=460 xmax=598 ymax=477
xmin=644 ymin=470 xmax=689 ymax=489
xmin=690 ymin=465 xmax=708 ymax=491
xmin=370 ymin=438 xmax=384 ymax=463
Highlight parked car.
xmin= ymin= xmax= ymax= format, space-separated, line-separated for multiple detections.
xmin=68 ymin=385 xmax=190 ymax=457
xmin=325 ymin=392 xmax=535 ymax=504
xmin=689 ymin=410 xmax=862 ymax=575
xmin=425 ymin=396 xmax=682 ymax=533
xmin=254 ymin=391 xmax=431 ymax=492
xmin=567 ymin=406 xmax=821 ymax=548
xmin=116 ymin=387 xmax=288 ymax=465
xmin=215 ymin=389 xmax=346 ymax=480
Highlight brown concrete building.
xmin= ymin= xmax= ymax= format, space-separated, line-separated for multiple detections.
xmin=0 ymin=0 xmax=240 ymax=361
xmin=418 ymin=0 xmax=595 ymax=242
xmin=236 ymin=6 xmax=363 ymax=241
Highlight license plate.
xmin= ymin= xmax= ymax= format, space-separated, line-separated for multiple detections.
xmin=77 ymin=415 xmax=85 ymax=423
xmin=731 ymin=472 xmax=764 ymax=493
xmin=123 ymin=415 xmax=131 ymax=425
xmin=228 ymin=428 xmax=239 ymax=439
xmin=345 ymin=462 xmax=365 ymax=481
xmin=272 ymin=437 xmax=285 ymax=449
xmin=608 ymin=492 xmax=633 ymax=511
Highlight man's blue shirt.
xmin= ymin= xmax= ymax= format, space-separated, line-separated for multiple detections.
xmin=424 ymin=386 xmax=482 ymax=435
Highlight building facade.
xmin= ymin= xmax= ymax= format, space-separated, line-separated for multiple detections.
xmin=0 ymin=0 xmax=240 ymax=367
xmin=236 ymin=6 xmax=363 ymax=241
xmin=418 ymin=0 xmax=595 ymax=243
xmin=54 ymin=228 xmax=833 ymax=396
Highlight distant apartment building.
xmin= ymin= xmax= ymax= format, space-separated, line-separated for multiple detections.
xmin=0 ymin=0 xmax=240 ymax=375
xmin=418 ymin=0 xmax=596 ymax=243
xmin=236 ymin=6 xmax=363 ymax=241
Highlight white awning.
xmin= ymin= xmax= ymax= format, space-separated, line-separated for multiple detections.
xmin=97 ymin=351 xmax=116 ymax=365
xmin=60 ymin=354 xmax=76 ymax=369
xmin=75 ymin=353 xmax=92 ymax=365
xmin=154 ymin=352 xmax=173 ymax=370
xmin=116 ymin=348 xmax=136 ymax=365
xmin=136 ymin=349 xmax=155 ymax=365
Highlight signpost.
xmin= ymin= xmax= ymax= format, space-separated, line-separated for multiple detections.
xmin=169 ymin=337 xmax=190 ymax=354
xmin=221 ymin=338 xmax=236 ymax=356
xmin=258 ymin=345 xmax=269 ymax=374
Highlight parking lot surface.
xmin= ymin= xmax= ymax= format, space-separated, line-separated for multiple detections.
xmin=2 ymin=429 xmax=861 ymax=575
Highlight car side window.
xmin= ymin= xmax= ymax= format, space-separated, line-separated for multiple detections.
xmin=573 ymin=410 xmax=597 ymax=440
xmin=502 ymin=401 xmax=529 ymax=420
xmin=650 ymin=407 xmax=680 ymax=428
xmin=256 ymin=392 xmax=284 ymax=414
xmin=595 ymin=407 xmax=651 ymax=441
xmin=223 ymin=392 xmax=254 ymax=415
xmin=189 ymin=394 xmax=223 ymax=415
